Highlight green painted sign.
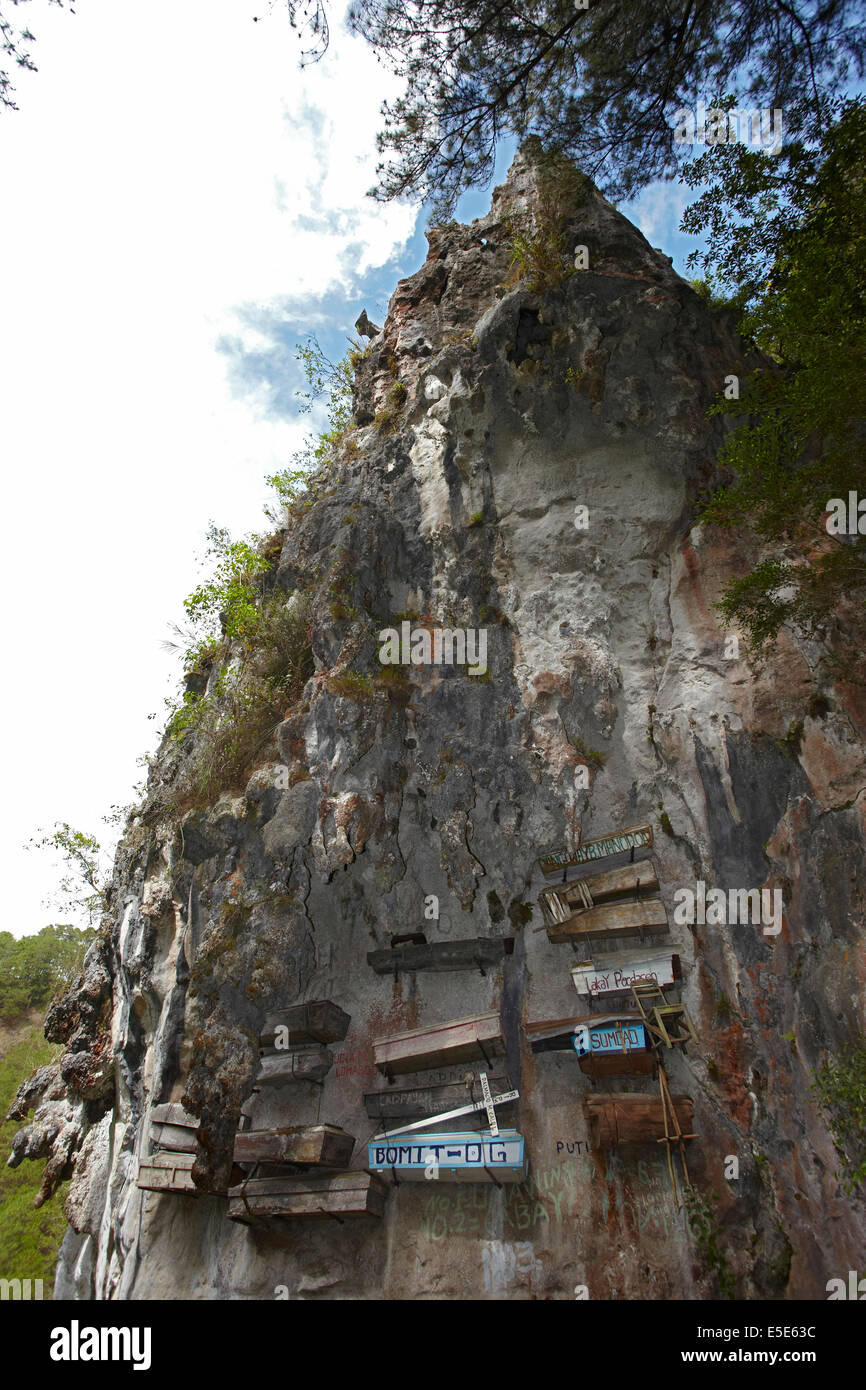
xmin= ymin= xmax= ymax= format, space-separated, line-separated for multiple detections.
xmin=538 ymin=824 xmax=653 ymax=875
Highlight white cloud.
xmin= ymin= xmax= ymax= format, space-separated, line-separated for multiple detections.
xmin=0 ymin=0 xmax=420 ymax=936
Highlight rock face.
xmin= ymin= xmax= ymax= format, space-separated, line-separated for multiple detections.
xmin=10 ymin=149 xmax=866 ymax=1300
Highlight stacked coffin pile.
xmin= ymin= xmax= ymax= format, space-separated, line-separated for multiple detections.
xmin=365 ymin=1011 xmax=528 ymax=1185
xmin=137 ymin=1102 xmax=203 ymax=1196
xmin=531 ymin=822 xmax=699 ymax=1200
xmin=227 ymin=1000 xmax=386 ymax=1224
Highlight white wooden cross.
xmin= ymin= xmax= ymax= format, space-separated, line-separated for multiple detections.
xmin=373 ymin=1073 xmax=518 ymax=1141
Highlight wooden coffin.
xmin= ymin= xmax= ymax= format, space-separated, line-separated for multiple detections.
xmin=364 ymin=1069 xmax=511 ymax=1121
xmin=580 ymin=1050 xmax=656 ymax=1079
xmin=228 ymin=1170 xmax=386 ymax=1223
xmin=584 ymin=1093 xmax=695 ymax=1146
xmin=260 ymin=1000 xmax=351 ymax=1047
xmin=530 ymin=1016 xmax=655 ymax=1077
xmin=539 ymin=823 xmax=653 ymax=875
xmin=233 ymin=1124 xmax=355 ymax=1169
xmin=545 ymin=898 xmax=669 ymax=945
xmin=149 ymin=1102 xmax=199 ymax=1154
xmin=137 ymin=1151 xmax=197 ymax=1196
xmin=539 ymin=861 xmax=660 ymax=927
xmin=373 ymin=1011 xmax=505 ymax=1077
xmin=367 ymin=937 xmax=514 ymax=975
xmin=367 ymin=1129 xmax=528 ymax=1183
xmin=255 ymin=1047 xmax=333 ymax=1086
xmin=571 ymin=951 xmax=681 ymax=1002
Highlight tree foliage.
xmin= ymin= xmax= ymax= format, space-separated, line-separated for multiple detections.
xmin=345 ymin=0 xmax=866 ymax=216
xmin=1 ymin=0 xmax=71 ymax=112
xmin=27 ymin=822 xmax=108 ymax=926
xmin=0 ymin=924 xmax=96 ymax=1023
xmin=689 ymin=99 xmax=866 ymax=671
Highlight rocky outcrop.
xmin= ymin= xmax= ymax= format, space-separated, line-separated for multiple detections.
xmin=10 ymin=148 xmax=866 ymax=1300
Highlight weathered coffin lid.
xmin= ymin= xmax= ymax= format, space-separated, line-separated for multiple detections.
xmin=150 ymin=1102 xmax=198 ymax=1128
xmin=373 ymin=1010 xmax=501 ymax=1046
xmin=228 ymin=1170 xmax=386 ymax=1196
xmin=528 ymin=1014 xmax=651 ymax=1042
xmin=141 ymin=1151 xmax=196 ymax=1169
xmin=583 ymin=1092 xmax=694 ymax=1110
xmin=237 ymin=1124 xmax=352 ymax=1139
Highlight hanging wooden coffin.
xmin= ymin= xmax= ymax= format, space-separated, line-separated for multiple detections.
xmin=530 ymin=1017 xmax=655 ymax=1077
xmin=149 ymin=1102 xmax=199 ymax=1154
xmin=366 ymin=936 xmax=514 ymax=976
xmin=539 ymin=861 xmax=660 ymax=927
xmin=584 ymin=1093 xmax=695 ymax=1146
xmin=545 ymin=898 xmax=669 ymax=945
xmin=367 ymin=1129 xmax=527 ymax=1183
xmin=364 ymin=1069 xmax=511 ymax=1121
xmin=372 ymin=1011 xmax=505 ymax=1077
xmin=539 ymin=823 xmax=653 ymax=876
xmin=233 ymin=1124 xmax=355 ymax=1169
xmin=228 ymin=1170 xmax=386 ymax=1223
xmin=571 ymin=949 xmax=680 ymax=1001
xmin=260 ymin=1000 xmax=351 ymax=1047
xmin=255 ymin=1047 xmax=333 ymax=1086
xmin=137 ymin=1151 xmax=198 ymax=1196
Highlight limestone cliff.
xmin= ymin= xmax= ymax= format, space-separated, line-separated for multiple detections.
xmin=10 ymin=150 xmax=866 ymax=1300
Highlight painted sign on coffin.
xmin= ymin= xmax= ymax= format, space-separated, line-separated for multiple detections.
xmin=573 ymin=1022 xmax=648 ymax=1057
xmin=368 ymin=1129 xmax=526 ymax=1182
xmin=571 ymin=950 xmax=677 ymax=999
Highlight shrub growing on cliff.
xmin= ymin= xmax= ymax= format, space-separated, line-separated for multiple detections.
xmin=166 ymin=593 xmax=313 ymax=809
xmin=505 ymin=151 xmax=590 ymax=294
xmin=164 ymin=522 xmax=314 ymax=810
xmin=811 ymin=1043 xmax=866 ymax=1196
xmin=292 ymin=333 xmax=365 ymax=466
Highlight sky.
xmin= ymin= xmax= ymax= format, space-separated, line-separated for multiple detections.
xmin=1 ymin=0 xmax=694 ymax=937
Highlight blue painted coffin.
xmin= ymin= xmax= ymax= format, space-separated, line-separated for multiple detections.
xmin=367 ymin=1129 xmax=527 ymax=1183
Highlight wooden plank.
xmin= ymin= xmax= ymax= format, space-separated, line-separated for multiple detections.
xmin=260 ymin=1000 xmax=351 ymax=1047
xmin=150 ymin=1102 xmax=198 ymax=1128
xmin=228 ymin=1170 xmax=386 ymax=1223
xmin=255 ymin=1048 xmax=333 ymax=1086
xmin=233 ymin=1125 xmax=355 ymax=1168
xmin=584 ymin=1093 xmax=695 ymax=1146
xmin=366 ymin=937 xmax=514 ymax=975
xmin=367 ymin=1129 xmax=528 ymax=1183
xmin=372 ymin=1012 xmax=504 ymax=1077
xmin=546 ymin=899 xmax=669 ymax=944
xmin=137 ymin=1151 xmax=197 ymax=1195
xmin=539 ymin=863 xmax=659 ymax=927
xmin=572 ymin=951 xmax=679 ymax=1000
xmin=539 ymin=823 xmax=654 ymax=875
xmin=364 ymin=1070 xmax=511 ymax=1120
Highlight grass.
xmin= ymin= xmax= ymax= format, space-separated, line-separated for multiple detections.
xmin=570 ymin=736 xmax=606 ymax=769
xmin=0 ymin=1024 xmax=69 ymax=1296
xmin=374 ymin=380 xmax=408 ymax=433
